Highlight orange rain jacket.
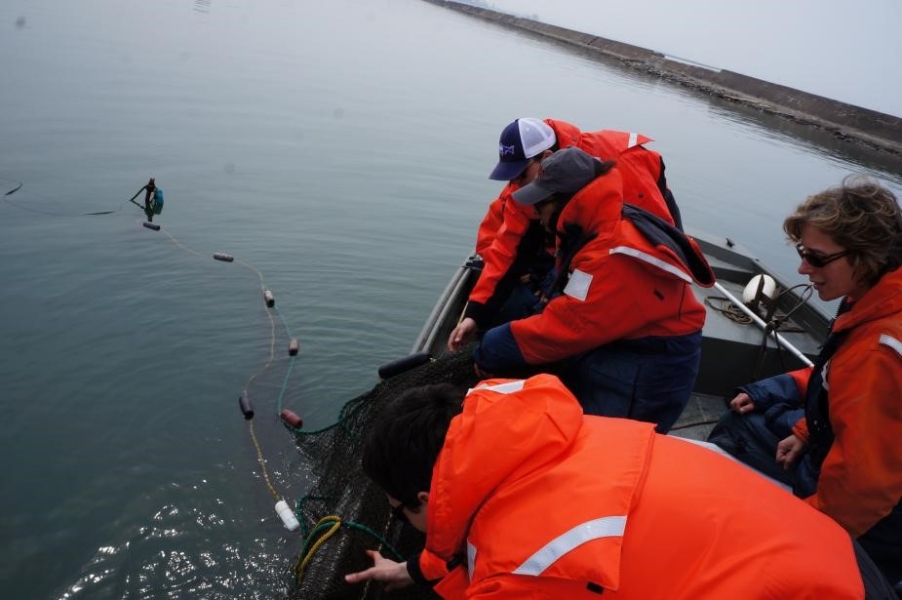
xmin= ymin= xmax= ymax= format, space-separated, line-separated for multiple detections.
xmin=414 ymin=374 xmax=864 ymax=599
xmin=790 ymin=267 xmax=902 ymax=538
xmin=468 ymin=119 xmax=677 ymax=328
xmin=735 ymin=268 xmax=902 ymax=582
xmin=475 ymin=168 xmax=711 ymax=369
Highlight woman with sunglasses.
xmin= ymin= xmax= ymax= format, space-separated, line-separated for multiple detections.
xmin=711 ymin=175 xmax=902 ymax=588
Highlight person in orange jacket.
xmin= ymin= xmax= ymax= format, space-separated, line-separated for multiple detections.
xmin=449 ymin=118 xmax=682 ymax=352
xmin=344 ymin=374 xmax=893 ymax=598
xmin=473 ymin=147 xmax=714 ymax=432
xmin=709 ymin=176 xmax=902 ymax=587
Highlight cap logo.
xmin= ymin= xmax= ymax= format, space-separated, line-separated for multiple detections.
xmin=489 ymin=118 xmax=555 ymax=181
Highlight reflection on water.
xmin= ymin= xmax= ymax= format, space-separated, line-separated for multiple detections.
xmin=706 ymin=99 xmax=902 ymax=186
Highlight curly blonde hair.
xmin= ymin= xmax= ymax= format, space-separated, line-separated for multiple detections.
xmin=784 ymin=175 xmax=902 ymax=286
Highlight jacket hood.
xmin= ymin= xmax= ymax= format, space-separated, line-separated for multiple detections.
xmin=556 ymin=170 xmax=714 ymax=287
xmin=545 ymin=119 xmax=583 ymax=149
xmin=426 ymin=375 xmax=584 ymax=562
xmin=620 ymin=205 xmax=716 ymax=287
xmin=546 ymin=119 xmax=653 ymax=158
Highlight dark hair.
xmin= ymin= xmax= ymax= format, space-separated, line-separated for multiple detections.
xmin=783 ymin=175 xmax=902 ymax=286
xmin=361 ymin=383 xmax=466 ymax=508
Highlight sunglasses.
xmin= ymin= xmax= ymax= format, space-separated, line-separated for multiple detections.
xmin=795 ymin=243 xmax=849 ymax=268
xmin=389 ymin=502 xmax=409 ymax=524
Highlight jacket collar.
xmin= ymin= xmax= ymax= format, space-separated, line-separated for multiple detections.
xmin=834 ymin=267 xmax=902 ymax=332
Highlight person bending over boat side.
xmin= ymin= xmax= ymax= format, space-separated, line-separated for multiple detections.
xmin=468 ymin=147 xmax=713 ymax=433
xmin=708 ymin=176 xmax=902 ymax=590
xmin=448 ymin=117 xmax=683 ymax=351
xmin=343 ymin=375 xmax=891 ymax=599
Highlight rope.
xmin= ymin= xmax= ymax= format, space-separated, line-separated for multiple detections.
xmin=248 ymin=419 xmax=280 ymax=501
xmin=158 ymin=226 xmax=205 ymax=258
xmin=6 ymin=176 xmax=307 ymax=506
xmin=135 ymin=192 xmax=387 ymax=600
xmin=704 ymin=295 xmax=753 ymax=324
xmin=243 ymin=300 xmax=276 ymax=395
xmin=275 ymin=351 xmax=297 ymax=414
xmin=293 ymin=513 xmax=406 ymax=584
xmin=753 ymin=284 xmax=814 ymax=378
xmin=3 ymin=180 xmax=23 ymax=196
xmin=707 ymin=280 xmax=816 ymax=381
xmin=140 ymin=211 xmax=309 ymax=520
xmin=1 ymin=177 xmax=137 ymax=216
xmin=296 ymin=516 xmax=343 ymax=581
xmin=8 ymin=175 xmax=375 ymax=590
xmin=155 ymin=223 xmax=301 ymax=402
xmin=766 ymin=283 xmax=813 ymax=332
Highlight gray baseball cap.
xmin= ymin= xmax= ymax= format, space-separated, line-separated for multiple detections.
xmin=511 ymin=146 xmax=600 ymax=206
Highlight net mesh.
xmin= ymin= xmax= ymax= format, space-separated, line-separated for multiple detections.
xmin=288 ymin=349 xmax=480 ymax=599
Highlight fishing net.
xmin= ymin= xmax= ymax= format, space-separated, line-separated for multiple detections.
xmin=288 ymin=348 xmax=480 ymax=599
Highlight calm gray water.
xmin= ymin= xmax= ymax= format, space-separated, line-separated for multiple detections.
xmin=1 ymin=1 xmax=900 ymax=598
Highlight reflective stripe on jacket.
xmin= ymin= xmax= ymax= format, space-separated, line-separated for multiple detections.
xmin=419 ymin=374 xmax=864 ymax=599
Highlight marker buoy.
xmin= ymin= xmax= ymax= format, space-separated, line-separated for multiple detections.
xmin=280 ymin=409 xmax=303 ymax=429
xmin=274 ymin=499 xmax=300 ymax=531
xmin=742 ymin=274 xmax=778 ymax=305
xmin=213 ymin=252 xmax=234 ymax=262
xmin=263 ymin=289 xmax=274 ymax=308
xmin=288 ymin=338 xmax=299 ymax=356
xmin=378 ymin=352 xmax=432 ymax=380
xmin=142 ymin=222 xmax=161 ymax=231
xmin=238 ymin=394 xmax=254 ymax=420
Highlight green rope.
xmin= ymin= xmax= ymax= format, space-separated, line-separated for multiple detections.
xmin=295 ymin=509 xmax=406 ymax=585
xmin=297 ymin=496 xmax=404 ymax=559
xmin=274 ymin=323 xmax=297 ymax=416
xmin=300 ymin=519 xmax=404 ymax=562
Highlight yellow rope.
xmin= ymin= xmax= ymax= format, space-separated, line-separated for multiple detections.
xmin=295 ymin=516 xmax=343 ymax=582
xmin=244 ymin=303 xmax=276 ymax=393
xmin=159 ymin=226 xmax=204 ymax=257
xmin=151 ymin=225 xmax=301 ymax=538
xmin=159 ymin=226 xmax=280 ymax=394
xmin=456 ymin=300 xmax=469 ymax=326
xmin=248 ymin=419 xmax=280 ymax=500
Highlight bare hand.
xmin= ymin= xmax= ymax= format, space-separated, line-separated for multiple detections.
xmin=448 ymin=318 xmax=478 ymax=353
xmin=729 ymin=392 xmax=756 ymax=414
xmin=775 ymin=434 xmax=806 ymax=470
xmin=344 ymin=550 xmax=412 ymax=591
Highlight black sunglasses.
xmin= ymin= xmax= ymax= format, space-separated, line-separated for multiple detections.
xmin=389 ymin=502 xmax=409 ymax=524
xmin=795 ymin=243 xmax=849 ymax=268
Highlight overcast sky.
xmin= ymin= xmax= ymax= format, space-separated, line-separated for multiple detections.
xmin=484 ymin=0 xmax=902 ymax=118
